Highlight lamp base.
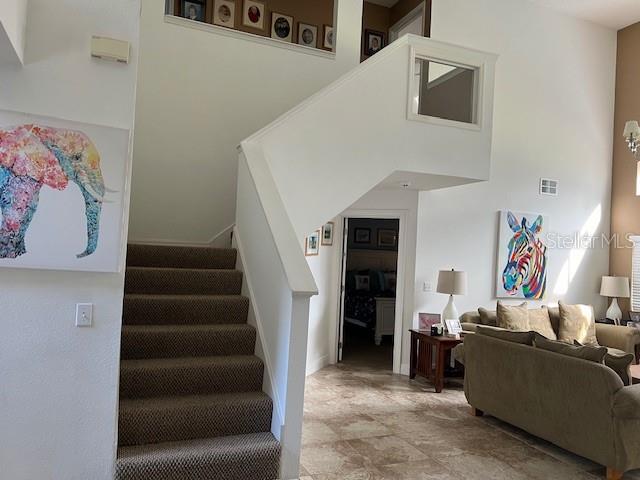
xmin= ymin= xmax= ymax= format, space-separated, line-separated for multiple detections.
xmin=606 ymin=297 xmax=623 ymax=326
xmin=442 ymin=295 xmax=458 ymax=332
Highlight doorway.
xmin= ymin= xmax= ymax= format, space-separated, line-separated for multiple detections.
xmin=389 ymin=2 xmax=426 ymax=42
xmin=337 ymin=214 xmax=404 ymax=372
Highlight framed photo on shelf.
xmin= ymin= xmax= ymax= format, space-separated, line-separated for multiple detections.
xmin=305 ymin=230 xmax=321 ymax=256
xmin=298 ymin=22 xmax=318 ymax=48
xmin=271 ymin=12 xmax=294 ymax=42
xmin=445 ymin=319 xmax=463 ymax=335
xmin=242 ymin=0 xmax=265 ymax=30
xmin=321 ymin=222 xmax=334 ymax=246
xmin=364 ymin=29 xmax=385 ymax=56
xmin=419 ymin=313 xmax=441 ymax=330
xmin=377 ymin=229 xmax=397 ymax=248
xmin=354 ymin=228 xmax=371 ymax=244
xmin=182 ymin=0 xmax=206 ymax=22
xmin=213 ymin=0 xmax=235 ymax=28
xmin=323 ymin=25 xmax=334 ymax=50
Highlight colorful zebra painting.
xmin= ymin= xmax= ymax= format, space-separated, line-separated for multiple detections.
xmin=496 ymin=211 xmax=547 ymax=299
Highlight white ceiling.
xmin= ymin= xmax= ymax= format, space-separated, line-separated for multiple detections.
xmin=366 ymin=0 xmax=399 ymax=8
xmin=528 ymin=0 xmax=640 ymax=30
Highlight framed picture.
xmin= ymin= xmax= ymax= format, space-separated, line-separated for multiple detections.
xmin=354 ymin=228 xmax=371 ymax=244
xmin=419 ymin=313 xmax=441 ymax=331
xmin=242 ymin=0 xmax=265 ymax=30
xmin=355 ymin=274 xmax=371 ymax=291
xmin=182 ymin=0 xmax=206 ymax=22
xmin=496 ymin=210 xmax=548 ymax=299
xmin=323 ymin=25 xmax=334 ymax=50
xmin=445 ymin=319 xmax=463 ymax=335
xmin=298 ymin=22 xmax=318 ymax=48
xmin=305 ymin=230 xmax=320 ymax=256
xmin=377 ymin=229 xmax=397 ymax=248
xmin=630 ymin=311 xmax=640 ymax=322
xmin=213 ymin=0 xmax=235 ymax=28
xmin=321 ymin=222 xmax=334 ymax=246
xmin=364 ymin=29 xmax=385 ymax=56
xmin=271 ymin=12 xmax=294 ymax=42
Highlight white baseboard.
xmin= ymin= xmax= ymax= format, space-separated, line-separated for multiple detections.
xmin=306 ymin=354 xmax=329 ymax=376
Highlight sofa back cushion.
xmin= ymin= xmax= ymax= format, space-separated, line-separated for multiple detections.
xmin=496 ymin=301 xmax=529 ymax=330
xmin=558 ymin=302 xmax=598 ymax=345
xmin=478 ymin=307 xmax=498 ymax=326
xmin=477 ymin=325 xmax=535 ymax=345
xmin=576 ymin=342 xmax=635 ymax=386
xmin=528 ymin=307 xmax=557 ymax=340
xmin=535 ymin=336 xmax=607 ymax=362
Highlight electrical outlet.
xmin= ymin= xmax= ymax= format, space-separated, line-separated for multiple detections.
xmin=423 ymin=282 xmax=432 ymax=292
xmin=76 ymin=303 xmax=93 ymax=327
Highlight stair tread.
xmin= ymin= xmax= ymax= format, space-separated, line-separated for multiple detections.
xmin=122 ymin=323 xmax=254 ymax=332
xmin=120 ymin=354 xmax=262 ymax=370
xmin=115 ymin=432 xmax=280 ymax=480
xmin=127 ymin=266 xmax=239 ymax=272
xmin=124 ymin=293 xmax=247 ymax=300
xmin=120 ymin=391 xmax=270 ymax=409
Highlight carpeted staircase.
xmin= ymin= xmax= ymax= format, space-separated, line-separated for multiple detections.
xmin=115 ymin=244 xmax=280 ymax=480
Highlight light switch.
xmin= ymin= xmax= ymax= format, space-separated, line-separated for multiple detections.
xmin=423 ymin=282 xmax=433 ymax=292
xmin=76 ymin=303 xmax=93 ymax=327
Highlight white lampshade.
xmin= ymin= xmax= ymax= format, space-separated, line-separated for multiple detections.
xmin=600 ymin=276 xmax=630 ymax=298
xmin=437 ymin=270 xmax=467 ymax=295
xmin=624 ymin=120 xmax=640 ymax=139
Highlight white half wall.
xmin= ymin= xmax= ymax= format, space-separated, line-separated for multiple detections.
xmin=0 ymin=0 xmax=27 ymax=64
xmin=128 ymin=0 xmax=364 ymax=244
xmin=0 ymin=1 xmax=139 ymax=479
xmin=415 ymin=0 xmax=616 ymax=317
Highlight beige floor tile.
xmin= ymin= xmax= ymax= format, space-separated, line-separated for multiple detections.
xmin=300 ymin=441 xmax=367 ymax=475
xmin=348 ymin=435 xmax=428 ymax=466
xmin=309 ymin=467 xmax=385 ymax=479
xmin=376 ymin=459 xmax=464 ymax=479
xmin=302 ymin=419 xmax=340 ymax=446
xmin=325 ymin=414 xmax=392 ymax=441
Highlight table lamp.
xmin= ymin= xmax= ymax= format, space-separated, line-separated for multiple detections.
xmin=600 ymin=276 xmax=630 ymax=325
xmin=437 ymin=269 xmax=467 ymax=327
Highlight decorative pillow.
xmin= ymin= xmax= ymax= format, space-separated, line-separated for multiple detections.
xmin=576 ymin=341 xmax=634 ymax=386
xmin=354 ymin=275 xmax=370 ymax=291
xmin=528 ymin=307 xmax=557 ymax=340
xmin=496 ymin=301 xmax=529 ymax=331
xmin=477 ymin=325 xmax=535 ymax=345
xmin=477 ymin=307 xmax=498 ymax=326
xmin=558 ymin=301 xmax=598 ymax=345
xmin=535 ymin=336 xmax=607 ymax=363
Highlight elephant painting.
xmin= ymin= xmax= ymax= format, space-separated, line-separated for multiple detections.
xmin=0 ymin=124 xmax=106 ymax=259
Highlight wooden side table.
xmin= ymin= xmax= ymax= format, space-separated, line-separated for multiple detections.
xmin=409 ymin=329 xmax=463 ymax=393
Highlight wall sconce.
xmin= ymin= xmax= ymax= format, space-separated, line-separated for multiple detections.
xmin=624 ymin=120 xmax=640 ymax=157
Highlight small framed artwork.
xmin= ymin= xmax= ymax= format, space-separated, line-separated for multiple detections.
xmin=630 ymin=311 xmax=640 ymax=322
xmin=445 ymin=319 xmax=463 ymax=335
xmin=355 ymin=274 xmax=371 ymax=291
xmin=323 ymin=25 xmax=334 ymax=50
xmin=182 ymin=0 xmax=206 ymax=22
xmin=321 ymin=222 xmax=334 ymax=246
xmin=213 ymin=0 xmax=235 ymax=28
xmin=419 ymin=313 xmax=441 ymax=331
xmin=354 ymin=228 xmax=371 ymax=244
xmin=377 ymin=229 xmax=397 ymax=248
xmin=364 ymin=29 xmax=385 ymax=56
xmin=271 ymin=12 xmax=294 ymax=42
xmin=298 ymin=22 xmax=318 ymax=48
xmin=305 ymin=230 xmax=320 ymax=256
xmin=242 ymin=0 xmax=265 ymax=30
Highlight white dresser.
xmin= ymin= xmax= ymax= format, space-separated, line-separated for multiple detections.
xmin=374 ymin=297 xmax=396 ymax=345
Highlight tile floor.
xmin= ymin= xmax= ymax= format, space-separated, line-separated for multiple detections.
xmin=300 ymin=361 xmax=640 ymax=480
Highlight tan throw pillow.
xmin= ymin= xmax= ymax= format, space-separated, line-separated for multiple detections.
xmin=535 ymin=336 xmax=607 ymax=363
xmin=528 ymin=307 xmax=557 ymax=340
xmin=477 ymin=307 xmax=497 ymax=326
xmin=558 ymin=302 xmax=598 ymax=345
xmin=477 ymin=325 xmax=535 ymax=345
xmin=496 ymin=301 xmax=529 ymax=331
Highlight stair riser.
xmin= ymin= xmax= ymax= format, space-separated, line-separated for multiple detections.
xmin=127 ymin=245 xmax=237 ymax=270
xmin=118 ymin=398 xmax=273 ymax=447
xmin=123 ymin=296 xmax=249 ymax=325
xmin=120 ymin=328 xmax=256 ymax=359
xmin=125 ymin=269 xmax=242 ymax=295
xmin=120 ymin=361 xmax=264 ymax=398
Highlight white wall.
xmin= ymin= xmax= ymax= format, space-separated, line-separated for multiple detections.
xmin=306 ymin=188 xmax=418 ymax=376
xmin=0 ymin=0 xmax=27 ymax=63
xmin=415 ymin=0 xmax=616 ymax=318
xmin=0 ymin=1 xmax=139 ymax=478
xmin=128 ymin=0 xmax=363 ymax=244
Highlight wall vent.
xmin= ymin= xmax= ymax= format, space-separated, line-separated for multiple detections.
xmin=540 ymin=178 xmax=558 ymax=196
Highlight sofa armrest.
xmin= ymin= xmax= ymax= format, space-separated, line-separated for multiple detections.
xmin=613 ymin=385 xmax=640 ymax=472
xmin=613 ymin=385 xmax=640 ymax=420
xmin=596 ymin=324 xmax=640 ymax=360
xmin=461 ymin=322 xmax=479 ymax=333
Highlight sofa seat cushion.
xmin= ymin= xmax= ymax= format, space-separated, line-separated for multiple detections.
xmin=558 ymin=301 xmax=598 ymax=345
xmin=477 ymin=325 xmax=535 ymax=345
xmin=535 ymin=336 xmax=607 ymax=363
xmin=478 ymin=307 xmax=498 ymax=326
xmin=528 ymin=306 xmax=557 ymax=340
xmin=496 ymin=301 xmax=529 ymax=330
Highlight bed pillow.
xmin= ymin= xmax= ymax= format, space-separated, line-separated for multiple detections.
xmin=558 ymin=301 xmax=598 ymax=345
xmin=496 ymin=301 xmax=529 ymax=331
xmin=354 ymin=274 xmax=370 ymax=291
